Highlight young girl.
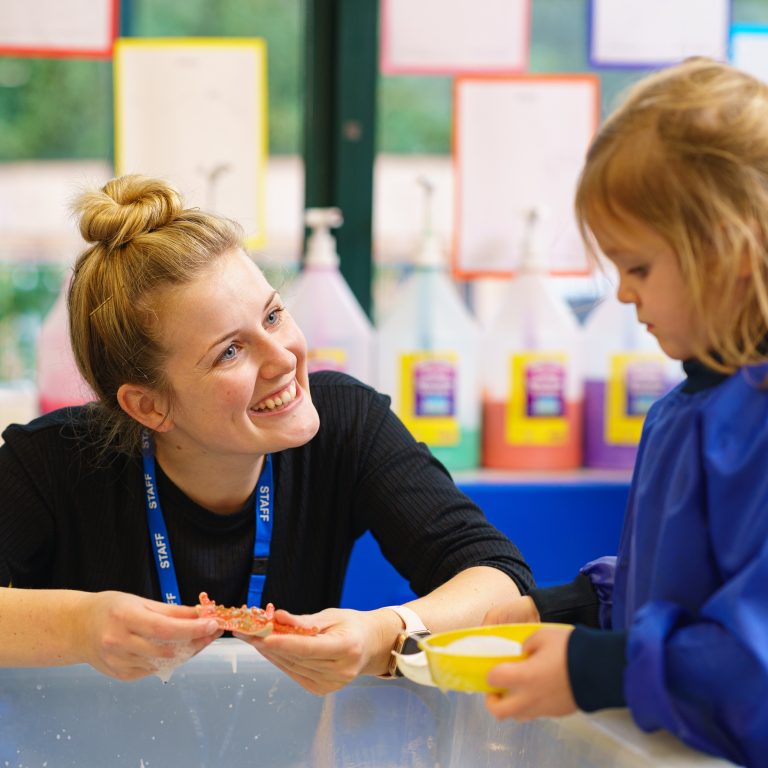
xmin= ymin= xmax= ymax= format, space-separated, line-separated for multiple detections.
xmin=483 ymin=58 xmax=768 ymax=767
xmin=0 ymin=174 xmax=533 ymax=691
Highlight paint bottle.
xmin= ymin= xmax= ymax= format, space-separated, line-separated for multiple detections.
xmin=583 ymin=291 xmax=675 ymax=469
xmin=285 ymin=208 xmax=375 ymax=384
xmin=481 ymin=209 xmax=583 ymax=470
xmin=36 ymin=276 xmax=93 ymax=413
xmin=377 ymin=179 xmax=480 ymax=471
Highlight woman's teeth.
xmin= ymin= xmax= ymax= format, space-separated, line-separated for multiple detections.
xmin=253 ymin=381 xmax=298 ymax=412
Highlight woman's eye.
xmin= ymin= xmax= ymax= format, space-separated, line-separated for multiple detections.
xmin=218 ymin=344 xmax=238 ymax=362
xmin=266 ymin=306 xmax=285 ymax=327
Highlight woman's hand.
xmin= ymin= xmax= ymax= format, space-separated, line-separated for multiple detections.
xmin=484 ymin=626 xmax=576 ymax=721
xmin=235 ymin=606 xmax=400 ymax=696
xmin=74 ymin=591 xmax=222 ymax=681
xmin=483 ymin=595 xmax=540 ymax=626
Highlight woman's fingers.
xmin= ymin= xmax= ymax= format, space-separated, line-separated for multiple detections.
xmin=78 ymin=592 xmax=221 ymax=681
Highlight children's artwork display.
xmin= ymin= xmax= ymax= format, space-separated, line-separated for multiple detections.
xmin=380 ymin=0 xmax=529 ymax=75
xmin=730 ymin=25 xmax=768 ymax=84
xmin=114 ymin=38 xmax=268 ymax=248
xmin=589 ymin=0 xmax=730 ymax=68
xmin=453 ymin=75 xmax=599 ymax=277
xmin=0 ymin=0 xmax=117 ymax=58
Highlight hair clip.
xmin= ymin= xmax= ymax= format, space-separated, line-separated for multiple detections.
xmin=89 ymin=296 xmax=113 ymax=316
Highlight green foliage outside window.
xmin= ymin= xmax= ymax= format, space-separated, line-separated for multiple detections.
xmin=0 ymin=264 xmax=64 ymax=378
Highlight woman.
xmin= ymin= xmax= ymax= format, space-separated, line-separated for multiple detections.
xmin=0 ymin=174 xmax=533 ymax=694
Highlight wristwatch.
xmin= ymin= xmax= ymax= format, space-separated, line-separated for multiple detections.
xmin=381 ymin=605 xmax=431 ymax=678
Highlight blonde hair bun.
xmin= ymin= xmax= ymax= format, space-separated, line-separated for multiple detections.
xmin=74 ymin=174 xmax=183 ymax=248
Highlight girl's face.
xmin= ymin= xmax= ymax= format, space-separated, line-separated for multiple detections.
xmin=154 ymin=248 xmax=319 ymax=459
xmin=589 ymin=211 xmax=704 ymax=361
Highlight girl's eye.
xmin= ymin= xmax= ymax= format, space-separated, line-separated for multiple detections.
xmin=628 ymin=265 xmax=649 ymax=278
xmin=266 ymin=306 xmax=285 ymax=328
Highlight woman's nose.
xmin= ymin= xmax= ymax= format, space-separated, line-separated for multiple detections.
xmin=258 ymin=336 xmax=296 ymax=380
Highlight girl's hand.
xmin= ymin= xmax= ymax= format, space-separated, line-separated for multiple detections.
xmin=484 ymin=626 xmax=577 ymax=721
xmin=75 ymin=591 xmax=222 ymax=681
xmin=235 ymin=606 xmax=397 ymax=696
xmin=483 ymin=595 xmax=540 ymax=626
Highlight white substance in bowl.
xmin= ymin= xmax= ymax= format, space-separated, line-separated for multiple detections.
xmin=438 ymin=635 xmax=523 ymax=657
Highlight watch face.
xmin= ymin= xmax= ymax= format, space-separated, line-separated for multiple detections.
xmin=400 ymin=634 xmax=425 ymax=656
xmin=401 ymin=631 xmax=431 ymax=654
xmin=390 ymin=631 xmax=431 ymax=677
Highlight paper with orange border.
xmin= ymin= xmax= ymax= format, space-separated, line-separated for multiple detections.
xmin=452 ymin=73 xmax=600 ymax=279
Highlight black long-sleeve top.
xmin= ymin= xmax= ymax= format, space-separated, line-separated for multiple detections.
xmin=0 ymin=371 xmax=534 ymax=610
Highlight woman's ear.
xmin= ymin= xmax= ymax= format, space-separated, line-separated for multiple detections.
xmin=117 ymin=383 xmax=173 ymax=432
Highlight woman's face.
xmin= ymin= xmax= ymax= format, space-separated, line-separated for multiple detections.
xmin=153 ymin=248 xmax=319 ymax=459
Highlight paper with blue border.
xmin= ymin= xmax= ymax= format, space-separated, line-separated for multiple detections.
xmin=588 ymin=0 xmax=731 ymax=70
xmin=731 ymin=24 xmax=768 ymax=84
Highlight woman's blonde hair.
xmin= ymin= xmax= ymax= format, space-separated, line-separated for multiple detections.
xmin=69 ymin=174 xmax=244 ymax=454
xmin=575 ymin=57 xmax=768 ymax=372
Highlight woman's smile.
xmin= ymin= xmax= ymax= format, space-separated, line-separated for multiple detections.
xmin=251 ymin=380 xmax=300 ymax=414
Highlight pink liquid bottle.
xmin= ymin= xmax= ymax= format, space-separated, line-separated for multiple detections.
xmin=583 ymin=290 xmax=679 ymax=469
xmin=37 ymin=275 xmax=93 ymax=414
xmin=285 ymin=208 xmax=375 ymax=384
xmin=481 ymin=209 xmax=583 ymax=470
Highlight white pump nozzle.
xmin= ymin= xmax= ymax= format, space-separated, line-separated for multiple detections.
xmin=519 ymin=206 xmax=549 ymax=274
xmin=414 ymin=177 xmax=444 ymax=268
xmin=304 ymin=207 xmax=343 ymax=267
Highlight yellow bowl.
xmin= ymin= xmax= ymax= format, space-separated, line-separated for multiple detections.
xmin=417 ymin=623 xmax=572 ymax=694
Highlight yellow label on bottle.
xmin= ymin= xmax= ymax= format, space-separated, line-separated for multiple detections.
xmin=399 ymin=351 xmax=460 ymax=446
xmin=505 ymin=352 xmax=569 ymax=446
xmin=605 ymin=353 xmax=668 ymax=445
xmin=308 ymin=347 xmax=347 ymax=374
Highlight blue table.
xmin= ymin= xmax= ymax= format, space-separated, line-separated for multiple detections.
xmin=341 ymin=471 xmax=631 ymax=610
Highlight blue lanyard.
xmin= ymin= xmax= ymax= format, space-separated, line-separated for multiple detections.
xmin=141 ymin=431 xmax=273 ymax=607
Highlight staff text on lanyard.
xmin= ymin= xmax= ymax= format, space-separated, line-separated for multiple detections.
xmin=141 ymin=430 xmax=273 ymax=607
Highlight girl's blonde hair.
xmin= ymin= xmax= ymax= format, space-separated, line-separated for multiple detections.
xmin=69 ymin=174 xmax=244 ymax=454
xmin=575 ymin=57 xmax=768 ymax=372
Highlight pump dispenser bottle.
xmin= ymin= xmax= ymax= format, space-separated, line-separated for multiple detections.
xmin=37 ymin=275 xmax=93 ymax=413
xmin=583 ymin=290 xmax=677 ymax=469
xmin=481 ymin=208 xmax=583 ymax=470
xmin=377 ymin=179 xmax=480 ymax=471
xmin=285 ymin=208 xmax=374 ymax=384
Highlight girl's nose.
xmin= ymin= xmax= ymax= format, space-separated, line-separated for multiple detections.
xmin=616 ymin=279 xmax=637 ymax=306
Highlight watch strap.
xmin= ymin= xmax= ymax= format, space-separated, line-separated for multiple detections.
xmin=379 ymin=605 xmax=429 ymax=679
xmin=383 ymin=604 xmax=428 ymax=633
